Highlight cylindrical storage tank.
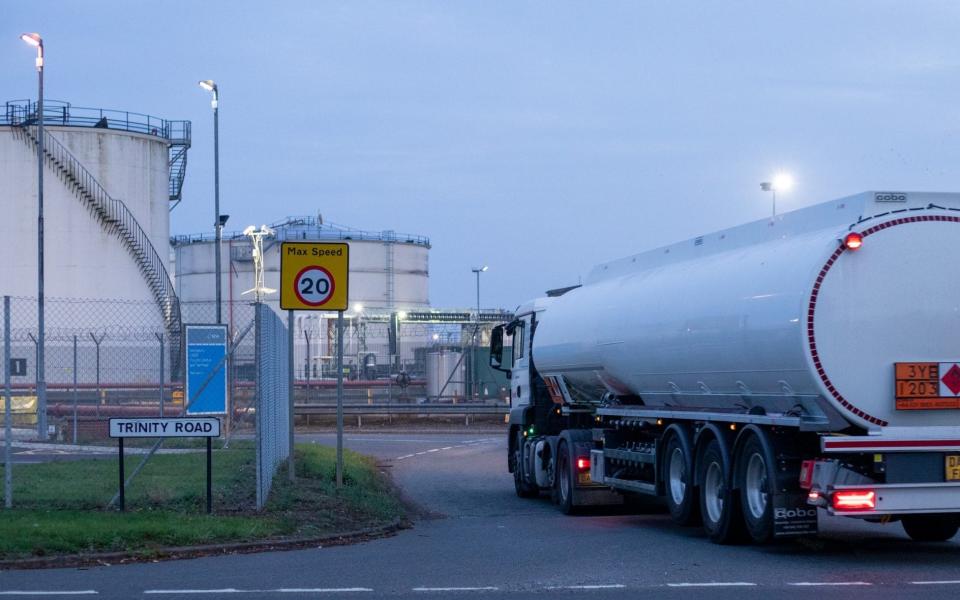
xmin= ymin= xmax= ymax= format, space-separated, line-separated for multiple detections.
xmin=0 ymin=103 xmax=177 ymax=319
xmin=426 ymin=351 xmax=464 ymax=400
xmin=533 ymin=192 xmax=960 ymax=432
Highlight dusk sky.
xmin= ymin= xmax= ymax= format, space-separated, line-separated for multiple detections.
xmin=4 ymin=1 xmax=959 ymax=309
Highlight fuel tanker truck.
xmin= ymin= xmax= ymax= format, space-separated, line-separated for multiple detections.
xmin=489 ymin=191 xmax=960 ymax=544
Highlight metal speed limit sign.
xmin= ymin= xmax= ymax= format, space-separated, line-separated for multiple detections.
xmin=280 ymin=242 xmax=349 ymax=311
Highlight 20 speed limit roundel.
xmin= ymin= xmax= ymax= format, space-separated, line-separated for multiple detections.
xmin=294 ymin=266 xmax=336 ymax=306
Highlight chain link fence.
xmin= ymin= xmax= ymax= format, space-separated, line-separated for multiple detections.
xmin=253 ymin=302 xmax=289 ymax=509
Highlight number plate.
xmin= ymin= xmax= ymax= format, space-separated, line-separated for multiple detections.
xmin=947 ymin=455 xmax=960 ymax=481
xmin=895 ymin=362 xmax=960 ymax=410
xmin=577 ymin=472 xmax=592 ymax=485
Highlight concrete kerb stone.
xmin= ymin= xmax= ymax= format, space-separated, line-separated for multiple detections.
xmin=0 ymin=518 xmax=409 ymax=570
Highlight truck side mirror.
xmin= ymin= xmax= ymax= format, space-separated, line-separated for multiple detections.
xmin=490 ymin=325 xmax=508 ymax=373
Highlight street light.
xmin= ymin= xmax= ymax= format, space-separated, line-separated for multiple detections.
xmin=198 ymin=79 xmax=222 ymax=324
xmin=471 ymin=266 xmax=488 ymax=399
xmin=760 ymin=172 xmax=793 ymax=219
xmin=21 ymin=32 xmax=46 ymax=438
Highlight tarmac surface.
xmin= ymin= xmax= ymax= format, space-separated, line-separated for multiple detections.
xmin=2 ymin=432 xmax=960 ymax=599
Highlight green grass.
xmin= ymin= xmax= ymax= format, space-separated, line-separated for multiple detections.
xmin=0 ymin=442 xmax=404 ymax=560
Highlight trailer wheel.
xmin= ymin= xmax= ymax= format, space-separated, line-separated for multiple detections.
xmin=555 ymin=440 xmax=576 ymax=514
xmin=664 ymin=431 xmax=700 ymax=526
xmin=698 ymin=438 xmax=746 ymax=544
xmin=513 ymin=431 xmax=538 ymax=498
xmin=902 ymin=515 xmax=960 ymax=542
xmin=736 ymin=433 xmax=776 ymax=543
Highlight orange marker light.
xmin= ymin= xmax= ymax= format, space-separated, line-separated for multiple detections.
xmin=844 ymin=232 xmax=863 ymax=250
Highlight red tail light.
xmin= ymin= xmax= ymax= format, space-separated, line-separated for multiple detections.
xmin=832 ymin=490 xmax=875 ymax=510
xmin=843 ymin=232 xmax=863 ymax=250
xmin=576 ymin=458 xmax=590 ymax=471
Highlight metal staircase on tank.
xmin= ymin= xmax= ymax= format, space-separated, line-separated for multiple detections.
xmin=13 ymin=124 xmax=182 ymax=363
xmin=167 ymin=121 xmax=190 ymax=209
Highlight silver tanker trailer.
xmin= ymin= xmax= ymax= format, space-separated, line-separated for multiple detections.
xmin=491 ymin=191 xmax=960 ymax=543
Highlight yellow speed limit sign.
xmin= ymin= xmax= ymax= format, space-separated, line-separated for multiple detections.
xmin=280 ymin=242 xmax=350 ymax=311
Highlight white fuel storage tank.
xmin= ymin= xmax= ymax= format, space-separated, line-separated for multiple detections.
xmin=532 ymin=191 xmax=960 ymax=432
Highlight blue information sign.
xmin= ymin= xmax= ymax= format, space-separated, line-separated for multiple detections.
xmin=185 ymin=325 xmax=228 ymax=415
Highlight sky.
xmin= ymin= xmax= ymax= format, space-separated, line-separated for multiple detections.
xmin=4 ymin=1 xmax=960 ymax=310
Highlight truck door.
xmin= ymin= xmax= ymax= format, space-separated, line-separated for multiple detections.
xmin=510 ymin=316 xmax=531 ymax=407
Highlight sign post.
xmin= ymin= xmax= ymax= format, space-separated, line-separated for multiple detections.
xmin=110 ymin=417 xmax=221 ymax=513
xmin=280 ymin=242 xmax=350 ymax=488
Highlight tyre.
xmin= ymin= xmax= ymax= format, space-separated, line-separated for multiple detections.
xmin=555 ymin=440 xmax=576 ymax=514
xmin=698 ymin=437 xmax=747 ymax=544
xmin=737 ymin=433 xmax=776 ymax=543
xmin=512 ymin=431 xmax=538 ymax=498
xmin=902 ymin=515 xmax=960 ymax=542
xmin=663 ymin=431 xmax=700 ymax=525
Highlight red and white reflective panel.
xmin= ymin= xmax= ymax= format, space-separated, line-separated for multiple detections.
xmin=832 ymin=490 xmax=876 ymax=511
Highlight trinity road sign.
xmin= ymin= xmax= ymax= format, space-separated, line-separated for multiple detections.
xmin=109 ymin=417 xmax=221 ymax=438
xmin=280 ymin=242 xmax=350 ymax=311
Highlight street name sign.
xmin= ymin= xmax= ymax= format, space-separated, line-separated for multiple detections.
xmin=280 ymin=242 xmax=350 ymax=311
xmin=109 ymin=417 xmax=221 ymax=438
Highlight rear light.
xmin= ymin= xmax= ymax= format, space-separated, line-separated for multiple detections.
xmin=576 ymin=458 xmax=590 ymax=471
xmin=832 ymin=490 xmax=875 ymax=511
xmin=843 ymin=232 xmax=863 ymax=250
xmin=808 ymin=490 xmax=820 ymax=502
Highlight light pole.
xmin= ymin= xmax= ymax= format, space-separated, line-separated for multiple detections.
xmin=199 ymin=80 xmax=222 ymax=324
xmin=21 ymin=32 xmax=46 ymax=438
xmin=471 ymin=266 xmax=488 ymax=399
xmin=760 ymin=172 xmax=793 ymax=219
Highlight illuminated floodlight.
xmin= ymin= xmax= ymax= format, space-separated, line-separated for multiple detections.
xmin=20 ymin=32 xmax=41 ymax=47
xmin=772 ymin=172 xmax=794 ymax=192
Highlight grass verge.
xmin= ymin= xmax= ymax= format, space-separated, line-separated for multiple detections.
xmin=0 ymin=442 xmax=404 ymax=560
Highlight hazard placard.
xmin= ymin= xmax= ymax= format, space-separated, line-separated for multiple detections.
xmin=280 ymin=242 xmax=349 ymax=311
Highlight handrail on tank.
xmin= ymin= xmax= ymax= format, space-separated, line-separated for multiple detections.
xmin=172 ymin=216 xmax=432 ymax=247
xmin=2 ymin=99 xmax=191 ymax=145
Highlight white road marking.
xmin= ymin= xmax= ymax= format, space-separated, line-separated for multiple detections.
xmin=789 ymin=582 xmax=871 ymax=587
xmin=414 ymin=452 xmax=427 ymax=456
xmin=667 ymin=582 xmax=757 ymax=587
xmin=145 ymin=590 xmax=243 ymax=595
xmin=145 ymin=590 xmax=370 ymax=595
xmin=546 ymin=585 xmax=626 ymax=590
xmin=426 ymin=449 xmax=440 ymax=453
xmin=396 ymin=454 xmax=414 ymax=460
xmin=276 ymin=589 xmax=372 ymax=593
xmin=412 ymin=587 xmax=498 ymax=592
xmin=441 ymin=447 xmax=453 ymax=451
xmin=0 ymin=593 xmax=98 ymax=597
xmin=912 ymin=580 xmax=960 ymax=585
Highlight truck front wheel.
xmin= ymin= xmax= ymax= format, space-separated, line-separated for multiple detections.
xmin=902 ymin=515 xmax=960 ymax=542
xmin=513 ymin=431 xmax=538 ymax=498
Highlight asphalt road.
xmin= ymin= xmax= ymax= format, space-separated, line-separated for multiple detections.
xmin=2 ymin=432 xmax=960 ymax=599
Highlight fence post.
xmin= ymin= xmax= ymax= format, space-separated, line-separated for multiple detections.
xmin=156 ymin=333 xmax=164 ymax=418
xmin=72 ymin=335 xmax=78 ymax=444
xmin=4 ymin=296 xmax=13 ymax=508
xmin=90 ymin=333 xmax=104 ymax=418
xmin=254 ymin=302 xmax=263 ymax=508
xmin=336 ymin=310 xmax=344 ymax=489
xmin=304 ymin=329 xmax=311 ymax=403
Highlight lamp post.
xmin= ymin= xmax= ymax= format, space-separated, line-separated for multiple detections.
xmin=760 ymin=173 xmax=793 ymax=219
xmin=199 ymin=80 xmax=222 ymax=324
xmin=471 ymin=266 xmax=488 ymax=399
xmin=21 ymin=32 xmax=46 ymax=438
